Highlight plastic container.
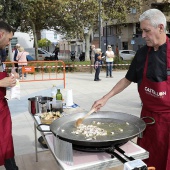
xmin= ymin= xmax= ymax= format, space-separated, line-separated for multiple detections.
xmin=51 ymin=85 xmax=57 ymax=99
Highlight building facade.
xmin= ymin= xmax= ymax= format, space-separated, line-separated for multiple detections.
xmin=56 ymin=0 xmax=170 ymax=58
xmin=101 ymin=0 xmax=170 ymax=53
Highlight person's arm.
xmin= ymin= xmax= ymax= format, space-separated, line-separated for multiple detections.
xmin=0 ymin=76 xmax=16 ymax=88
xmin=111 ymin=51 xmax=115 ymax=58
xmin=106 ymin=51 xmax=114 ymax=58
xmin=97 ymin=52 xmax=102 ymax=60
xmin=91 ymin=49 xmax=95 ymax=58
xmin=16 ymin=53 xmax=19 ymax=61
xmin=92 ymin=77 xmax=131 ymax=111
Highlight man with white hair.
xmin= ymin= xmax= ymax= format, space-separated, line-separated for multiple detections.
xmin=92 ymin=9 xmax=170 ymax=169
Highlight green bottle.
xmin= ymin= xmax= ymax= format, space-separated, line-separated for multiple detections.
xmin=56 ymin=89 xmax=62 ymax=100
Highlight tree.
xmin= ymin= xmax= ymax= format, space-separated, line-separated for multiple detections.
xmin=0 ymin=0 xmax=61 ymax=60
xmin=0 ymin=0 xmax=22 ymax=30
xmin=50 ymin=0 xmax=141 ymax=61
xmin=38 ymin=38 xmax=51 ymax=48
xmin=0 ymin=0 xmax=141 ymax=61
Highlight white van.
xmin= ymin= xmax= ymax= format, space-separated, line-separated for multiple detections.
xmin=24 ymin=48 xmax=54 ymax=60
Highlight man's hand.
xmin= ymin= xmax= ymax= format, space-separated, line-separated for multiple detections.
xmin=91 ymin=97 xmax=108 ymax=112
xmin=0 ymin=75 xmax=16 ymax=87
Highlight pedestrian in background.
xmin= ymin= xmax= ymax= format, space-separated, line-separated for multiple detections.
xmin=94 ymin=48 xmax=102 ymax=81
xmin=92 ymin=9 xmax=170 ymax=170
xmin=105 ymin=45 xmax=114 ymax=78
xmin=116 ymin=45 xmax=119 ymax=57
xmin=53 ymin=47 xmax=59 ymax=60
xmin=90 ymin=45 xmax=95 ymax=73
xmin=16 ymin=46 xmax=28 ymax=79
xmin=12 ymin=43 xmax=20 ymax=72
xmin=0 ymin=20 xmax=19 ymax=170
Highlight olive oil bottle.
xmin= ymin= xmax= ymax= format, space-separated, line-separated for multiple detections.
xmin=56 ymin=89 xmax=62 ymax=100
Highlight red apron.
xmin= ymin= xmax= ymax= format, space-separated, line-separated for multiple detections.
xmin=0 ymin=72 xmax=14 ymax=166
xmin=138 ymin=37 xmax=170 ymax=170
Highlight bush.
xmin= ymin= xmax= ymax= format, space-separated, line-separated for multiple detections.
xmin=113 ymin=56 xmax=131 ymax=70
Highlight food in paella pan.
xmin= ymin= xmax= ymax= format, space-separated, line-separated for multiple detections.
xmin=71 ymin=121 xmax=129 ymax=140
xmin=40 ymin=111 xmax=61 ymax=124
xmin=72 ymin=123 xmax=107 ymax=140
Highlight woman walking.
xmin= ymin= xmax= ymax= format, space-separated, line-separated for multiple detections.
xmin=16 ymin=47 xmax=28 ymax=79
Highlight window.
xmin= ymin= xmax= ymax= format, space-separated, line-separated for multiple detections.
xmin=38 ymin=50 xmax=45 ymax=54
xmin=54 ymin=33 xmax=57 ymax=39
xmin=129 ymin=51 xmax=136 ymax=55
xmin=122 ymin=51 xmax=130 ymax=54
xmin=136 ymin=23 xmax=142 ymax=35
xmin=130 ymin=8 xmax=136 ymax=14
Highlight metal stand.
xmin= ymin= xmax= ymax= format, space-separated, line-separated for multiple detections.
xmin=34 ymin=123 xmax=38 ymax=162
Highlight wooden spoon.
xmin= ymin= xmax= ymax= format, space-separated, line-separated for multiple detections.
xmin=75 ymin=108 xmax=96 ymax=127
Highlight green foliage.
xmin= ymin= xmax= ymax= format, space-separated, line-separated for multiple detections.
xmin=0 ymin=0 xmax=141 ymax=36
xmin=114 ymin=56 xmax=131 ymax=70
xmin=0 ymin=0 xmax=141 ymax=55
xmin=38 ymin=38 xmax=51 ymax=48
xmin=50 ymin=0 xmax=141 ymax=39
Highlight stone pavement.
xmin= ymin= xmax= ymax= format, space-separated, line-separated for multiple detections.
xmin=7 ymin=70 xmax=141 ymax=157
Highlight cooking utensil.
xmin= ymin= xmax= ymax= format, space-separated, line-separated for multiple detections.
xmin=28 ymin=96 xmax=53 ymax=115
xmin=37 ymin=111 xmax=153 ymax=166
xmin=75 ymin=108 xmax=95 ymax=127
xmin=49 ymin=111 xmax=148 ymax=147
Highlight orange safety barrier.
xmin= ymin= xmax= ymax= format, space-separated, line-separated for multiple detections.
xmin=3 ymin=60 xmax=66 ymax=88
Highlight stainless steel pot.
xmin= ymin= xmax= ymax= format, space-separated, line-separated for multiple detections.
xmin=28 ymin=96 xmax=53 ymax=115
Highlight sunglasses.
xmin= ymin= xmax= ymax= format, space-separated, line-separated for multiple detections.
xmin=108 ymin=47 xmax=112 ymax=48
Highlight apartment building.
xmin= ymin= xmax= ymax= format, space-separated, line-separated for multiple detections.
xmin=59 ymin=0 xmax=170 ymax=58
xmin=101 ymin=0 xmax=170 ymax=53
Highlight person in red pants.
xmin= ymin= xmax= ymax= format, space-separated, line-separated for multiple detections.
xmin=0 ymin=21 xmax=19 ymax=170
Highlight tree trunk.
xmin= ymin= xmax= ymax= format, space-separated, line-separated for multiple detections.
xmin=84 ymin=33 xmax=90 ymax=61
xmin=31 ymin=22 xmax=38 ymax=60
xmin=85 ymin=27 xmax=93 ymax=73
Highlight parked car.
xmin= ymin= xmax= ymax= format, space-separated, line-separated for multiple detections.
xmin=24 ymin=48 xmax=55 ymax=61
xmin=119 ymin=50 xmax=136 ymax=60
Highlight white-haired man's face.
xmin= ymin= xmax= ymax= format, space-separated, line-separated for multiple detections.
xmin=140 ymin=20 xmax=165 ymax=49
